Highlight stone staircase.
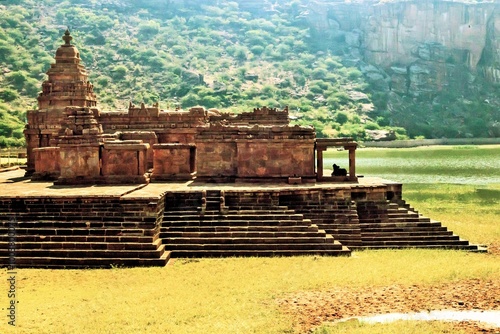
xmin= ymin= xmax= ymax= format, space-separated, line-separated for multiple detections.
xmin=279 ymin=190 xmax=362 ymax=247
xmin=355 ymin=200 xmax=482 ymax=251
xmin=0 ymin=187 xmax=485 ymax=268
xmin=0 ymin=197 xmax=170 ymax=268
xmin=160 ymin=191 xmax=351 ymax=257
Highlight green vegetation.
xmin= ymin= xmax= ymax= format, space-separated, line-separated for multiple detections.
xmin=0 ymin=0 xmax=499 ymax=148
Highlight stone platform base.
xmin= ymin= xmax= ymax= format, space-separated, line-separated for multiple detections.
xmin=54 ymin=175 xmax=150 ymax=185
xmin=0 ymin=169 xmax=485 ymax=268
xmin=150 ymin=172 xmax=196 ymax=182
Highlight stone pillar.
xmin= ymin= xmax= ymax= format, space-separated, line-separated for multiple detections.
xmin=315 ymin=138 xmax=358 ymax=183
xmin=24 ymin=131 xmax=40 ymax=175
xmin=316 ymin=148 xmax=324 ymax=179
xmin=348 ymin=147 xmax=356 ymax=181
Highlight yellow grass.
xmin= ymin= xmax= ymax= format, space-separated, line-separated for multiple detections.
xmin=1 ymin=248 xmax=499 ymax=334
xmin=315 ymin=319 xmax=470 ymax=334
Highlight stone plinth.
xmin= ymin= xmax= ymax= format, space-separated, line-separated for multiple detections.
xmin=151 ymin=143 xmax=196 ymax=181
xmin=119 ymin=131 xmax=158 ymax=169
xmin=101 ymin=140 xmax=149 ymax=184
xmin=32 ymin=147 xmax=60 ymax=180
xmin=57 ymin=141 xmax=101 ymax=184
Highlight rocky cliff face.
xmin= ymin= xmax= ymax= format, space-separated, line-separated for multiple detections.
xmin=298 ymin=0 xmax=499 ymax=137
xmin=306 ymin=0 xmax=499 ymax=96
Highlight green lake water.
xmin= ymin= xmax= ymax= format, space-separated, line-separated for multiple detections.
xmin=323 ymin=145 xmax=500 ymax=185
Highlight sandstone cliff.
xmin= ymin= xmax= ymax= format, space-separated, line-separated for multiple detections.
xmin=305 ymin=0 xmax=499 ymax=95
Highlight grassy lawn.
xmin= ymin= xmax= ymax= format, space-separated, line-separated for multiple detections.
xmin=3 ymin=248 xmax=499 ymax=333
xmin=1 ymin=145 xmax=499 ymax=333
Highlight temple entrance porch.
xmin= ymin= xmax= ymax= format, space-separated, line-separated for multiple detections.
xmin=316 ymin=138 xmax=358 ymax=182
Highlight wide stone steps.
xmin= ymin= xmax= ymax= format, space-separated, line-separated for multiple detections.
xmin=359 ymin=221 xmax=444 ymax=229
xmin=0 ymin=227 xmax=156 ymax=236
xmin=355 ymin=239 xmax=470 ymax=246
xmin=277 ymin=205 xmax=353 ymax=211
xmin=164 ymin=220 xmax=310 ymax=228
xmin=301 ymin=214 xmax=359 ymax=221
xmin=166 ymin=240 xmax=343 ymax=251
xmin=391 ymin=200 xmax=418 ymax=213
xmin=165 ymin=209 xmax=299 ymax=215
xmin=161 ymin=196 xmax=351 ymax=257
xmin=169 ymin=248 xmax=351 ymax=258
xmin=0 ymin=221 xmax=156 ymax=229
xmin=354 ymin=200 xmax=481 ymax=250
xmin=163 ymin=213 xmax=305 ymax=221
xmin=353 ymin=244 xmax=481 ymax=251
xmin=161 ymin=230 xmax=326 ymax=238
xmin=361 ymin=235 xmax=461 ymax=242
xmin=0 ymin=239 xmax=162 ymax=250
xmin=360 ymin=216 xmax=430 ymax=223
xmin=162 ymin=225 xmax=319 ymax=233
xmin=223 ymin=205 xmax=290 ymax=211
xmin=0 ymin=239 xmax=167 ymax=268
xmin=0 ymin=247 xmax=166 ymax=258
xmin=0 ymin=253 xmax=171 ymax=269
xmin=0 ymin=195 xmax=169 ymax=268
xmin=0 ymin=214 xmax=157 ymax=223
xmin=282 ymin=213 xmax=362 ymax=246
xmin=278 ymin=196 xmax=362 ymax=246
xmin=163 ymin=234 xmax=335 ymax=243
xmin=0 ymin=234 xmax=157 ymax=243
xmin=360 ymin=229 xmax=452 ymax=237
xmin=0 ymin=222 xmax=168 ymax=264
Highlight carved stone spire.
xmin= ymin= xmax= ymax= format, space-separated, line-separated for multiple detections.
xmin=37 ymin=30 xmax=97 ymax=110
xmin=62 ymin=28 xmax=73 ymax=46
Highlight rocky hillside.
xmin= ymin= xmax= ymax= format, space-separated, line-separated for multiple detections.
xmin=302 ymin=0 xmax=500 ymax=138
xmin=0 ymin=0 xmax=499 ymax=147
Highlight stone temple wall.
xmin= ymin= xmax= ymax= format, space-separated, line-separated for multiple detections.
xmin=195 ymin=123 xmax=316 ymax=181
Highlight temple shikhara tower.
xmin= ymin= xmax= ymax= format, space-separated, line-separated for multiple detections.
xmin=0 ymin=30 xmax=481 ymax=268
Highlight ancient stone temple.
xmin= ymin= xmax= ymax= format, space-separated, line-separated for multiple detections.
xmin=26 ymin=30 xmax=358 ymax=185
xmin=0 ymin=31 xmax=483 ymax=268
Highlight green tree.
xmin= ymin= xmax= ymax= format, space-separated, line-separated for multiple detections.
xmin=111 ymin=65 xmax=128 ymax=80
xmin=0 ymin=88 xmax=19 ymax=102
xmin=6 ymin=71 xmax=29 ymax=89
xmin=138 ymin=20 xmax=160 ymax=37
xmin=335 ymin=111 xmax=349 ymax=125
